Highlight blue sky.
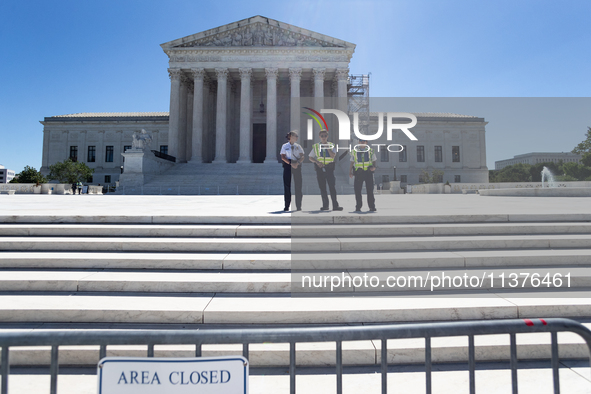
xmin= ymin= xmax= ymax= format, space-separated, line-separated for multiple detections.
xmin=1 ymin=0 xmax=590 ymax=173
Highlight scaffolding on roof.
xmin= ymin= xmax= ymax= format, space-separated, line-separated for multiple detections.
xmin=347 ymin=74 xmax=370 ymax=134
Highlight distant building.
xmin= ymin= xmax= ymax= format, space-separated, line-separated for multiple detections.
xmin=0 ymin=165 xmax=15 ymax=184
xmin=495 ymin=152 xmax=582 ymax=170
xmin=369 ymin=112 xmax=488 ymax=185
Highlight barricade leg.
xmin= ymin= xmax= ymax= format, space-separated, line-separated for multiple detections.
xmin=50 ymin=345 xmax=58 ymax=394
xmin=1 ymin=346 xmax=8 ymax=394
xmin=336 ymin=341 xmax=343 ymax=394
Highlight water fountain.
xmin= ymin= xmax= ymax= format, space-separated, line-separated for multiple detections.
xmin=541 ymin=166 xmax=556 ymax=188
xmin=479 ymin=165 xmax=591 ymax=197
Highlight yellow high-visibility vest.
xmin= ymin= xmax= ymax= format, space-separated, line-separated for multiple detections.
xmin=313 ymin=142 xmax=335 ymax=164
xmin=353 ymin=148 xmax=374 ymax=170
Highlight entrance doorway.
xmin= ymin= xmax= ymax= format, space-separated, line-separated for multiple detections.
xmin=252 ymin=124 xmax=266 ymax=163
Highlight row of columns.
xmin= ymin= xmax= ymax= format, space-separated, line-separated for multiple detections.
xmin=168 ymin=67 xmax=350 ymax=163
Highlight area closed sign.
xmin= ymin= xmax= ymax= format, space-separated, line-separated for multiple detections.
xmin=97 ymin=356 xmax=248 ymax=394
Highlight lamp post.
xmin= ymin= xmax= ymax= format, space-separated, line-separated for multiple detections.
xmin=393 ymin=166 xmax=397 ymax=182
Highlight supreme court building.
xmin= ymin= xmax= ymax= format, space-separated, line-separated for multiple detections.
xmin=40 ymin=16 xmax=488 ymax=190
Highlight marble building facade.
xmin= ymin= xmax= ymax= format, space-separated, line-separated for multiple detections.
xmin=161 ymin=15 xmax=355 ymax=165
xmin=40 ymin=16 xmax=489 ymax=187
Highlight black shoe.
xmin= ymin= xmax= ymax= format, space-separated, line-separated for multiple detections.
xmin=297 ymin=208 xmax=302 ymax=211
xmin=354 ymin=207 xmax=362 ymax=212
xmin=320 ymin=207 xmax=330 ymax=211
xmin=333 ymin=206 xmax=344 ymax=211
xmin=283 ymin=207 xmax=289 ymax=212
xmin=369 ymin=208 xmax=377 ymax=212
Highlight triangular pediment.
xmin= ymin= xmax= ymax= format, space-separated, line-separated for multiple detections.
xmin=161 ymin=15 xmax=355 ymax=50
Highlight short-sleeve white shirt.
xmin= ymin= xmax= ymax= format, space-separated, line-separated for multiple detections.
xmin=280 ymin=142 xmax=304 ymax=161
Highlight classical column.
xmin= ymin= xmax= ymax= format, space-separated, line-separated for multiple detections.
xmin=289 ymin=68 xmax=302 ymax=132
xmin=231 ymin=82 xmax=239 ymax=162
xmin=264 ymin=68 xmax=278 ymax=163
xmin=189 ymin=68 xmax=205 ymax=163
xmin=226 ymin=78 xmax=233 ymax=161
xmin=213 ymin=68 xmax=229 ymax=163
xmin=237 ymin=68 xmax=252 ymax=163
xmin=207 ymin=79 xmax=216 ymax=163
xmin=335 ymin=68 xmax=349 ymax=99
xmin=178 ymin=74 xmax=189 ymax=163
xmin=313 ymin=68 xmax=326 ymax=144
xmin=167 ymin=68 xmax=182 ymax=159
xmin=202 ymin=76 xmax=211 ymax=162
xmin=185 ymin=79 xmax=194 ymax=162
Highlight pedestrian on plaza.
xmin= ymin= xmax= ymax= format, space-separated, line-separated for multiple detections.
xmin=280 ymin=130 xmax=304 ymax=211
xmin=76 ymin=181 xmax=83 ymax=195
xmin=308 ymin=129 xmax=343 ymax=211
xmin=349 ymin=138 xmax=377 ymax=212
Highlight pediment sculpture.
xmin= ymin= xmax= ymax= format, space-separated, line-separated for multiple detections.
xmin=176 ymin=22 xmax=342 ymax=48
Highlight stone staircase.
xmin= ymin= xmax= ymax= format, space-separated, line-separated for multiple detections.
xmin=120 ymin=161 xmax=354 ymax=195
xmin=1 ymin=215 xmax=591 ymax=367
xmin=138 ymin=162 xmax=285 ymax=195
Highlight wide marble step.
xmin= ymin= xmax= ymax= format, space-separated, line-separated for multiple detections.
xmin=6 ymin=212 xmax=591 ymax=225
xmin=0 ymin=291 xmax=590 ymax=324
xmin=296 ymin=234 xmax=591 ymax=252
xmin=0 ymin=237 xmax=290 ymax=252
xmin=2 ymin=222 xmax=591 ymax=238
xmin=294 ymin=222 xmax=591 ymax=237
xmin=0 ymin=224 xmax=290 ymax=238
xmin=2 ymin=249 xmax=591 ymax=270
xmin=0 ymin=270 xmax=291 ymax=293
xmin=4 ymin=234 xmax=591 ymax=253
xmin=0 ymin=267 xmax=588 ymax=293
xmin=0 ymin=251 xmax=290 ymax=269
xmin=3 ymin=323 xmax=589 ymax=366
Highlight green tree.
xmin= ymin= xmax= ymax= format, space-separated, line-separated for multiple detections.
xmin=581 ymin=152 xmax=591 ymax=167
xmin=9 ymin=166 xmax=47 ymax=184
xmin=432 ymin=169 xmax=444 ymax=183
xmin=419 ymin=169 xmax=444 ymax=183
xmin=493 ymin=163 xmax=532 ymax=182
xmin=572 ymin=127 xmax=591 ymax=154
xmin=48 ymin=159 xmax=94 ymax=184
xmin=489 ymin=169 xmax=498 ymax=183
xmin=562 ymin=162 xmax=591 ymax=180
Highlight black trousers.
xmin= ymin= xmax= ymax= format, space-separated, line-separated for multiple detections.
xmin=283 ymin=162 xmax=302 ymax=210
xmin=315 ymin=163 xmax=339 ymax=208
xmin=353 ymin=169 xmax=375 ymax=210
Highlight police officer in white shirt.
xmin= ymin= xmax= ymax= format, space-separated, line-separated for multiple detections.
xmin=280 ymin=130 xmax=304 ymax=211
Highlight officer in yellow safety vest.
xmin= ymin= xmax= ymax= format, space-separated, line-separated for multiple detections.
xmin=349 ymin=137 xmax=377 ymax=212
xmin=308 ymin=129 xmax=343 ymax=211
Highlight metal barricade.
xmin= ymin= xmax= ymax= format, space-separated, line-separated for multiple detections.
xmin=1 ymin=318 xmax=590 ymax=394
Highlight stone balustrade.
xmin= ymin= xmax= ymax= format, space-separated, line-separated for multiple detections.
xmin=408 ymin=181 xmax=591 ymax=194
xmin=0 ymin=184 xmax=103 ymax=195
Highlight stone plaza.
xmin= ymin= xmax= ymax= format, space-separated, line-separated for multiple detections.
xmin=1 ymin=194 xmax=591 ymax=392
